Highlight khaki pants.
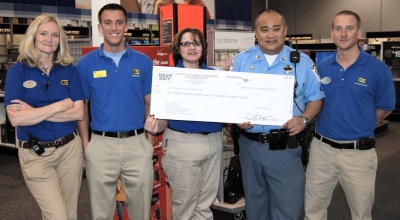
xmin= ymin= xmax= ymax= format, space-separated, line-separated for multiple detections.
xmin=305 ymin=137 xmax=378 ymax=220
xmin=162 ymin=128 xmax=223 ymax=220
xmin=85 ymin=133 xmax=154 ymax=220
xmin=19 ymin=135 xmax=83 ymax=220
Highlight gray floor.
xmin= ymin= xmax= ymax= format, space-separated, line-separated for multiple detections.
xmin=1 ymin=122 xmax=399 ymax=220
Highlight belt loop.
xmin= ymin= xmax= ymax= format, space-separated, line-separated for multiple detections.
xmin=102 ymin=132 xmax=105 ymax=137
xmin=134 ymin=130 xmax=138 ymax=136
xmin=353 ymin=141 xmax=357 ymax=149
xmin=317 ymin=133 xmax=323 ymax=140
xmin=20 ymin=141 xmax=26 ymax=149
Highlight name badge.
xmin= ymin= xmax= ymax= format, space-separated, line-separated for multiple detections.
xmin=93 ymin=70 xmax=107 ymax=78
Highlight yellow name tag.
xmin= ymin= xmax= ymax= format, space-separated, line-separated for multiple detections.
xmin=93 ymin=70 xmax=107 ymax=78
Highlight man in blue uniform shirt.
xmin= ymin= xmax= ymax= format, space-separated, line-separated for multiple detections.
xmin=231 ymin=9 xmax=324 ymax=220
xmin=76 ymin=3 xmax=166 ymax=220
xmin=304 ymin=10 xmax=395 ymax=220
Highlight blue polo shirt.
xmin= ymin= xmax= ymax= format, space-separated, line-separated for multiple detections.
xmin=167 ymin=59 xmax=224 ymax=133
xmin=76 ymin=43 xmax=153 ymax=131
xmin=4 ymin=61 xmax=84 ymax=141
xmin=232 ymin=45 xmax=325 ymax=133
xmin=316 ymin=47 xmax=395 ymax=140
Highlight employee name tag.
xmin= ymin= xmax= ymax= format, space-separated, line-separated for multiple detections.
xmin=93 ymin=70 xmax=107 ymax=78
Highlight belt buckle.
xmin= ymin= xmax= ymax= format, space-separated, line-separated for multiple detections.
xmin=259 ymin=133 xmax=268 ymax=144
xmin=54 ymin=136 xmax=66 ymax=147
xmin=118 ymin=132 xmax=129 ymax=138
xmin=56 ymin=136 xmax=65 ymax=142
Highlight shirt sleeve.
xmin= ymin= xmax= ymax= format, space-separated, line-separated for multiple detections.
xmin=76 ymin=57 xmax=91 ymax=100
xmin=68 ymin=66 xmax=85 ymax=102
xmin=375 ymin=65 xmax=395 ymax=110
xmin=4 ymin=64 xmax=23 ymax=106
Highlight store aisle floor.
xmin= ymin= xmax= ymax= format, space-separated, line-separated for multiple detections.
xmin=1 ymin=122 xmax=400 ymax=220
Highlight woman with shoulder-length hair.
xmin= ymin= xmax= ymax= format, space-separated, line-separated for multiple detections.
xmin=4 ymin=14 xmax=85 ymax=220
xmin=162 ymin=27 xmax=224 ymax=220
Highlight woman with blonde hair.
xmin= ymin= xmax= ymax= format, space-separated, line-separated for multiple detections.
xmin=4 ymin=14 xmax=84 ymax=220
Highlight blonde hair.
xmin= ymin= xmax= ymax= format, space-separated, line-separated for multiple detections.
xmin=17 ymin=14 xmax=73 ymax=67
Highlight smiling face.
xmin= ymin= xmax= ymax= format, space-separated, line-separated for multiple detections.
xmin=34 ymin=21 xmax=60 ymax=57
xmin=331 ymin=14 xmax=362 ymax=52
xmin=255 ymin=11 xmax=287 ymax=55
xmin=98 ymin=9 xmax=128 ymax=53
xmin=179 ymin=32 xmax=203 ymax=68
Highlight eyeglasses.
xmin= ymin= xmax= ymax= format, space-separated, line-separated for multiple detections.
xmin=180 ymin=41 xmax=202 ymax=47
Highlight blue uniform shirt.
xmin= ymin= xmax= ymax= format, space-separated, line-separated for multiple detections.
xmin=231 ymin=45 xmax=325 ymax=133
xmin=167 ymin=59 xmax=224 ymax=133
xmin=77 ymin=43 xmax=153 ymax=132
xmin=4 ymin=61 xmax=84 ymax=141
xmin=316 ymin=47 xmax=395 ymax=140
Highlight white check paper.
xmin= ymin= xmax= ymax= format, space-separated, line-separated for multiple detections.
xmin=150 ymin=66 xmax=294 ymax=125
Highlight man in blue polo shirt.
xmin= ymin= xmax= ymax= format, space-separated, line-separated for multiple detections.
xmin=304 ymin=10 xmax=395 ymax=220
xmin=76 ymin=3 xmax=165 ymax=220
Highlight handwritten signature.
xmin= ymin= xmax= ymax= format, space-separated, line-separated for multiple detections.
xmin=246 ymin=112 xmax=275 ymax=121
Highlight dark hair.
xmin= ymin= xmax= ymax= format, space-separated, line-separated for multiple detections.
xmin=255 ymin=9 xmax=286 ymax=26
xmin=332 ymin=10 xmax=361 ymax=28
xmin=98 ymin=3 xmax=128 ymax=23
xmin=172 ymin=28 xmax=207 ymax=66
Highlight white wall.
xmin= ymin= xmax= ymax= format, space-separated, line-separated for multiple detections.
xmin=92 ymin=0 xmax=121 ymax=47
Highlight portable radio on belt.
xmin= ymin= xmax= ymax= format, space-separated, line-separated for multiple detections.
xmin=27 ymin=132 xmax=45 ymax=155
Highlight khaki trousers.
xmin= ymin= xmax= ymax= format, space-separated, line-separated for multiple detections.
xmin=19 ymin=135 xmax=83 ymax=220
xmin=85 ymin=133 xmax=154 ymax=220
xmin=305 ymin=137 xmax=378 ymax=220
xmin=162 ymin=128 xmax=223 ymax=220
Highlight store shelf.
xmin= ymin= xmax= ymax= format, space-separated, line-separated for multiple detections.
xmin=67 ymin=38 xmax=92 ymax=65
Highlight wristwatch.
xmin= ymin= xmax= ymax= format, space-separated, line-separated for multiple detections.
xmin=299 ymin=116 xmax=310 ymax=125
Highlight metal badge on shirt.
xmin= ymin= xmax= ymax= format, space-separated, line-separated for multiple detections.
xmin=283 ymin=65 xmax=293 ymax=74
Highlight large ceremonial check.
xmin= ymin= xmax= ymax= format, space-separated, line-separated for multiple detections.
xmin=150 ymin=66 xmax=294 ymax=125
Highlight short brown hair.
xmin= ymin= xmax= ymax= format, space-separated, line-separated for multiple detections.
xmin=98 ymin=3 xmax=127 ymax=23
xmin=172 ymin=28 xmax=207 ymax=66
xmin=332 ymin=10 xmax=361 ymax=28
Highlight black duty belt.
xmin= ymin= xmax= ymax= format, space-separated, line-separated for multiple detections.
xmin=241 ymin=129 xmax=299 ymax=150
xmin=315 ymin=132 xmax=375 ymax=150
xmin=167 ymin=126 xmax=214 ymax=135
xmin=20 ymin=131 xmax=77 ymax=149
xmin=92 ymin=128 xmax=144 ymax=138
